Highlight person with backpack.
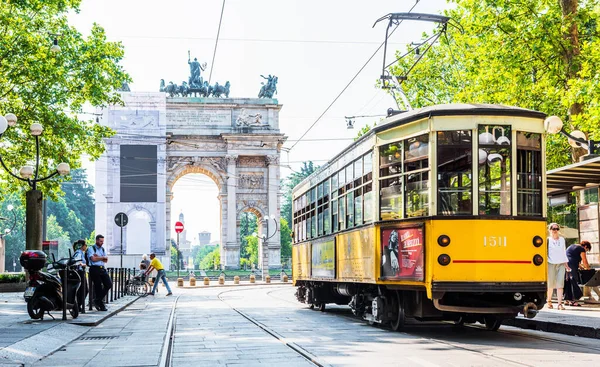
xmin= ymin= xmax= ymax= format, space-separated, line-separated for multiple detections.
xmin=87 ymin=234 xmax=112 ymax=311
xmin=73 ymin=239 xmax=88 ymax=313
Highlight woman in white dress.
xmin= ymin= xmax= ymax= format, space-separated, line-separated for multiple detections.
xmin=546 ymin=223 xmax=570 ymax=310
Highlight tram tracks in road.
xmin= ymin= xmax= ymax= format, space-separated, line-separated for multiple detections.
xmin=216 ymin=287 xmax=327 ymax=367
xmin=266 ymin=286 xmax=600 ymax=366
xmin=159 ymin=295 xmax=181 ymax=367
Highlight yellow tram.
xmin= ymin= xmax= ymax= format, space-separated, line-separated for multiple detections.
xmin=291 ymin=104 xmax=548 ymax=331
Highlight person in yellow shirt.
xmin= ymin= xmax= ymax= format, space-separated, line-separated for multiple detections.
xmin=145 ymin=253 xmax=173 ymax=296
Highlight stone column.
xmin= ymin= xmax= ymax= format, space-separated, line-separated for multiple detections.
xmin=265 ymin=155 xmax=281 ymax=270
xmin=224 ymin=154 xmax=238 ymax=269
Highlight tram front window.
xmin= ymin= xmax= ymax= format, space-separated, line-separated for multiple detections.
xmin=478 ymin=125 xmax=511 ymax=215
xmin=437 ymin=130 xmax=472 ymax=215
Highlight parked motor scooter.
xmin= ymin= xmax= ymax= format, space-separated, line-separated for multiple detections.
xmin=20 ymin=250 xmax=82 ymax=320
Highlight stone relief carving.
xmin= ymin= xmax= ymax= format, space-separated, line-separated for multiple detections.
xmin=225 ymin=155 xmax=239 ymax=165
xmin=239 ymin=156 xmax=266 ymax=168
xmin=239 ymin=173 xmax=264 ymax=189
xmin=266 ymin=155 xmax=279 ymax=165
xmin=236 ymin=108 xmax=265 ymax=127
xmin=200 ymin=157 xmax=227 ymax=172
xmin=167 ymin=156 xmax=189 ymax=171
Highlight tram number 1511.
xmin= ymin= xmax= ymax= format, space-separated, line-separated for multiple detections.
xmin=483 ymin=236 xmax=507 ymax=247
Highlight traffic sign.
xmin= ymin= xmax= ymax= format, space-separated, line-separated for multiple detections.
xmin=175 ymin=221 xmax=184 ymax=233
xmin=114 ymin=212 xmax=128 ymax=227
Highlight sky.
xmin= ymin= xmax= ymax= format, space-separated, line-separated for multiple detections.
xmin=71 ymin=0 xmax=454 ymax=243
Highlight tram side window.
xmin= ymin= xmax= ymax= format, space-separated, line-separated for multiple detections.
xmin=437 ymin=130 xmax=472 ymax=215
xmin=347 ymin=191 xmax=355 ymax=227
xmin=516 ymin=132 xmax=542 ymax=216
xmin=405 ymin=134 xmax=429 ymax=217
xmin=478 ymin=125 xmax=511 ymax=215
xmin=339 ymin=196 xmax=346 ymax=231
xmin=354 ymin=188 xmax=363 ymax=226
xmin=332 ymin=200 xmax=338 ymax=232
xmin=363 ymin=183 xmax=374 ymax=223
xmin=380 ymin=142 xmax=404 ymax=220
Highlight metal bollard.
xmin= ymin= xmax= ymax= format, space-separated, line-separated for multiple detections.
xmin=282 ymin=274 xmax=289 ymax=283
xmin=234 ymin=275 xmax=240 ymax=284
xmin=189 ymin=277 xmax=196 ymax=286
xmin=218 ymin=275 xmax=225 ymax=285
xmin=109 ymin=268 xmax=114 ymax=302
xmin=249 ymin=274 xmax=256 ymax=284
xmin=177 ymin=278 xmax=184 ymax=287
xmin=203 ymin=277 xmax=210 ymax=285
xmin=265 ymin=275 xmax=271 ymax=284
xmin=88 ymin=274 xmax=94 ymax=311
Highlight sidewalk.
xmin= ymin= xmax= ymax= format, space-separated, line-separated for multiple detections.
xmin=0 ymin=292 xmax=138 ymax=366
xmin=505 ymin=301 xmax=600 ymax=339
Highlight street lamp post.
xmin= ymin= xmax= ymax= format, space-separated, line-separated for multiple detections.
xmin=253 ymin=214 xmax=279 ymax=280
xmin=545 ymin=116 xmax=600 ymax=160
xmin=0 ymin=114 xmax=70 ymax=251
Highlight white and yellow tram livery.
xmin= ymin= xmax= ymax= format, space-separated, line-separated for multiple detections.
xmin=292 ymin=104 xmax=548 ymax=331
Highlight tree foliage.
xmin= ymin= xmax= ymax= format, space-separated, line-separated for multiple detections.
xmin=239 ymin=212 xmax=258 ymax=262
xmin=280 ymin=161 xmax=318 ymax=225
xmin=0 ymin=0 xmax=130 ymax=197
xmin=279 ymin=218 xmax=292 ymax=267
xmin=194 ymin=244 xmax=217 ymax=267
xmin=200 ymin=247 xmax=221 ymax=270
xmin=390 ymin=0 xmax=600 ymax=168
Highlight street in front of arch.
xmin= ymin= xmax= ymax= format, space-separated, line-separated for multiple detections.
xmin=1 ymin=284 xmax=600 ymax=367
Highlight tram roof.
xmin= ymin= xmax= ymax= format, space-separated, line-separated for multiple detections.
xmin=547 ymin=155 xmax=600 ymax=195
xmin=373 ymin=103 xmax=545 ymax=134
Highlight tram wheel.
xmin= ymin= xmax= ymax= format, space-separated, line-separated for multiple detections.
xmin=309 ymin=304 xmax=315 ymax=310
xmin=484 ymin=316 xmax=502 ymax=331
xmin=319 ymin=303 xmax=326 ymax=312
xmin=390 ymin=292 xmax=405 ymax=332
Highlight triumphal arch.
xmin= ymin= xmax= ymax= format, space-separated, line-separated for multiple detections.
xmin=95 ymin=68 xmax=285 ymax=270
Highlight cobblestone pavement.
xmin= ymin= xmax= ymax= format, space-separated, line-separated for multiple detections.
xmin=28 ymin=285 xmax=600 ymax=366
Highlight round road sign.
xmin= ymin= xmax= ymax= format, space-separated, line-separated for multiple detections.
xmin=115 ymin=212 xmax=128 ymax=227
xmin=175 ymin=221 xmax=184 ymax=233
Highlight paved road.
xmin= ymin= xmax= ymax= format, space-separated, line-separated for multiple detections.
xmin=33 ymin=285 xmax=600 ymax=366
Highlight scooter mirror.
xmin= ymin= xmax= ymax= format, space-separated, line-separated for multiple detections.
xmin=52 ymin=253 xmax=56 ymax=262
xmin=69 ymin=249 xmax=72 ymax=258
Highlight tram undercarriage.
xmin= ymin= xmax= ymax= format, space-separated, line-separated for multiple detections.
xmin=295 ymin=281 xmax=545 ymax=331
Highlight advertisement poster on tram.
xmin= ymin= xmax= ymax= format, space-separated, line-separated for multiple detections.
xmin=311 ymin=238 xmax=335 ymax=278
xmin=380 ymin=226 xmax=424 ymax=281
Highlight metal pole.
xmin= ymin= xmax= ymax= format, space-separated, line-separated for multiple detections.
xmin=120 ymin=216 xmax=124 ymax=268
xmin=109 ymin=268 xmax=114 ymax=302
xmin=177 ymin=232 xmax=180 ymax=278
xmin=62 ymin=268 xmax=67 ymax=320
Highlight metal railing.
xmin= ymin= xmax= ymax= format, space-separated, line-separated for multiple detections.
xmin=88 ymin=267 xmax=136 ymax=311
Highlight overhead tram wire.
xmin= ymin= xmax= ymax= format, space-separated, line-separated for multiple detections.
xmin=208 ymin=0 xmax=227 ymax=86
xmin=287 ymin=0 xmax=420 ymax=152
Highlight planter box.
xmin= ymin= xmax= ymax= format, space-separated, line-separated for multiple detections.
xmin=0 ymin=282 xmax=27 ymax=293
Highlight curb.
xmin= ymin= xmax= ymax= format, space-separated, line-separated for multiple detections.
xmin=179 ymin=282 xmax=292 ymax=289
xmin=70 ymin=296 xmax=141 ymax=327
xmin=504 ymin=318 xmax=600 ymax=339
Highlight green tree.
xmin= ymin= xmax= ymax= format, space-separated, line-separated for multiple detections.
xmin=1 ymin=193 xmax=26 ymax=271
xmin=280 ymin=161 xmax=318 ymax=225
xmin=0 ymin=0 xmax=130 ymax=198
xmin=245 ymin=235 xmax=258 ymax=268
xmin=279 ymin=218 xmax=292 ymax=267
xmin=239 ymin=212 xmax=258 ymax=261
xmin=61 ymin=169 xmax=95 ymax=237
xmin=194 ymin=245 xmax=217 ymax=267
xmin=46 ymin=214 xmax=70 ymax=259
xmin=389 ymin=0 xmax=600 ymax=168
xmin=200 ymin=247 xmax=220 ymax=270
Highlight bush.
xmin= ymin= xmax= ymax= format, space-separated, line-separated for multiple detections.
xmin=0 ymin=273 xmax=25 ymax=283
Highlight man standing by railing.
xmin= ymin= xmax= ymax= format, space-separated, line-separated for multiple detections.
xmin=87 ymin=234 xmax=112 ymax=311
xmin=145 ymin=253 xmax=173 ymax=296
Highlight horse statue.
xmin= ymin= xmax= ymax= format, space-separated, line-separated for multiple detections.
xmin=159 ymin=79 xmax=166 ymax=92
xmin=179 ymin=81 xmax=189 ymax=97
xmin=258 ymin=75 xmax=277 ymax=98
xmin=212 ymin=81 xmax=231 ymax=98
xmin=165 ymin=81 xmax=179 ymax=98
xmin=199 ymin=81 xmax=212 ymax=97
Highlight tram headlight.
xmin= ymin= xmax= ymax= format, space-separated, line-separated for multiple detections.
xmin=437 ymin=235 xmax=451 ymax=247
xmin=438 ymin=254 xmax=451 ymax=266
xmin=533 ymin=254 xmax=544 ymax=266
xmin=533 ymin=236 xmax=543 ymax=247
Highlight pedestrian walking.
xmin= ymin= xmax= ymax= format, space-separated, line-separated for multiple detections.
xmin=145 ymin=253 xmax=173 ymax=296
xmin=564 ymin=240 xmax=592 ymax=306
xmin=546 ymin=223 xmax=570 ymax=310
xmin=87 ymin=234 xmax=112 ymax=311
xmin=72 ymin=239 xmax=88 ymax=312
